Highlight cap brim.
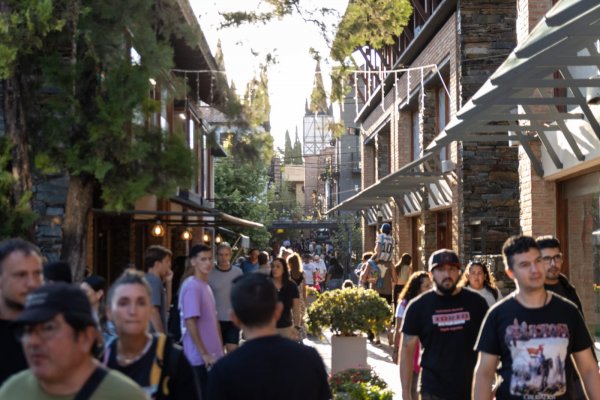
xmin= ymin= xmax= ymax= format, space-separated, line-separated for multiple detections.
xmin=430 ymin=262 xmax=461 ymax=271
xmin=13 ymin=308 xmax=60 ymax=326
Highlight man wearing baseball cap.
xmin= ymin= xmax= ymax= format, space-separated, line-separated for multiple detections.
xmin=0 ymin=282 xmax=146 ymax=399
xmin=399 ymin=249 xmax=488 ymax=400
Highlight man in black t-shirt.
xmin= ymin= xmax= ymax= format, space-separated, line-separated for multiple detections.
xmin=536 ymin=235 xmax=587 ymax=400
xmin=400 ymin=249 xmax=488 ymax=400
xmin=535 ymin=235 xmax=583 ymax=313
xmin=474 ymin=235 xmax=600 ymax=400
xmin=0 ymin=239 xmax=44 ymax=385
xmin=207 ymin=273 xmax=331 ymax=400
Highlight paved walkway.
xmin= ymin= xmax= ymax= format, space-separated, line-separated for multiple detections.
xmin=304 ymin=331 xmax=402 ymax=399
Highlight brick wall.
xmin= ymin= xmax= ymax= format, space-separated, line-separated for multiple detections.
xmin=518 ymin=143 xmax=557 ymax=236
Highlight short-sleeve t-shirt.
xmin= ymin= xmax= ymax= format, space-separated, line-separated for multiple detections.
xmin=0 ymin=368 xmax=147 ymax=400
xmin=475 ymin=293 xmax=593 ymax=400
xmin=146 ymin=273 xmax=166 ymax=330
xmin=208 ymin=265 xmax=243 ymax=321
xmin=376 ymin=233 xmax=394 ymax=262
xmin=401 ymin=289 xmax=488 ymax=400
xmin=0 ymin=319 xmax=28 ymax=385
xmin=179 ymin=276 xmax=224 ymax=366
xmin=276 ymin=281 xmax=300 ymax=329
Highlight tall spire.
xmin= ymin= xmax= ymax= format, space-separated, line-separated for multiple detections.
xmin=308 ymin=60 xmax=328 ymax=115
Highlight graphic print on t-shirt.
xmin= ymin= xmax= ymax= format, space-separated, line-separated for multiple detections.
xmin=504 ymin=318 xmax=568 ymax=398
xmin=431 ymin=307 xmax=470 ymax=332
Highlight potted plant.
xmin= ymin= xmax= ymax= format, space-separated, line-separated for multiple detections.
xmin=307 ymin=287 xmax=391 ymax=372
xmin=329 ymin=367 xmax=394 ymax=400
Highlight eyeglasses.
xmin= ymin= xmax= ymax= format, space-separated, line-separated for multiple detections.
xmin=15 ymin=320 xmax=63 ymax=342
xmin=541 ymin=253 xmax=563 ymax=264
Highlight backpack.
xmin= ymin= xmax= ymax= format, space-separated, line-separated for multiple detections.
xmin=103 ymin=333 xmax=180 ymax=400
xmin=367 ymin=259 xmax=384 ymax=289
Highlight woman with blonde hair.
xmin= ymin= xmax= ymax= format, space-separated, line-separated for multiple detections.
xmin=103 ymin=269 xmax=200 ymax=399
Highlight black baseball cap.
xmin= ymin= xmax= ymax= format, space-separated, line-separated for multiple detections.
xmin=13 ymin=282 xmax=95 ymax=327
xmin=429 ymin=249 xmax=461 ymax=272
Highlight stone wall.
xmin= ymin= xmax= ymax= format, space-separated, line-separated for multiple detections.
xmin=457 ymin=0 xmax=520 ymax=261
xmin=32 ymin=175 xmax=69 ymax=261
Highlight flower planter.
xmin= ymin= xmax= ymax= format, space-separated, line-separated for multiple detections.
xmin=331 ymin=335 xmax=368 ymax=373
xmin=306 ymin=293 xmax=317 ymax=308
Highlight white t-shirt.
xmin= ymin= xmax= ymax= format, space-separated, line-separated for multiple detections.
xmin=395 ymin=299 xmax=408 ymax=318
xmin=303 ymin=262 xmax=316 ymax=285
xmin=467 ymin=286 xmax=502 ymax=307
xmin=376 ymin=233 xmax=394 ymax=262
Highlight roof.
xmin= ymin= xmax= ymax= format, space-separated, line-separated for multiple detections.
xmin=330 ymin=0 xmax=600 ymax=213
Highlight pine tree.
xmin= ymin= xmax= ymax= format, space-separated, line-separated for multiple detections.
xmin=293 ymin=127 xmax=303 ymax=165
xmin=284 ymin=130 xmax=292 ymax=164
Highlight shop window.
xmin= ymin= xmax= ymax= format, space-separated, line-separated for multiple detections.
xmin=559 ymin=171 xmax=600 ymax=335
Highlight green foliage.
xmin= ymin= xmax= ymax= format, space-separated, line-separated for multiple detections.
xmin=0 ymin=138 xmax=38 ymax=238
xmin=18 ymin=0 xmax=195 ymax=211
xmin=331 ymin=0 xmax=413 ymax=63
xmin=330 ymin=368 xmax=393 ymax=400
xmin=242 ymin=63 xmax=271 ymax=130
xmin=307 ymin=287 xmax=391 ymax=337
xmin=215 ymin=132 xmax=273 ymax=248
xmin=329 ymin=0 xmax=412 ymax=103
xmin=284 ymin=130 xmax=293 ymax=164
xmin=0 ymin=0 xmax=65 ymax=78
xmin=292 ymin=131 xmax=303 ymax=164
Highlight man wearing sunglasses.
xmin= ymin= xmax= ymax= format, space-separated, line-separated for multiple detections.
xmin=535 ymin=235 xmax=583 ymax=313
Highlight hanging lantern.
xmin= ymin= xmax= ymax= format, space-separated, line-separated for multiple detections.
xmin=203 ymin=232 xmax=211 ymax=243
xmin=215 ymin=234 xmax=222 ymax=244
xmin=151 ymin=221 xmax=165 ymax=237
xmin=181 ymin=228 xmax=193 ymax=241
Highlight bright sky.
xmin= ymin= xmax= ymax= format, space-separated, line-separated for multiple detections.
xmin=191 ymin=1 xmax=348 ymax=151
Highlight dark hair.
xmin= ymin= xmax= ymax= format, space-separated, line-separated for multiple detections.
xmin=189 ymin=244 xmax=211 ymax=259
xmin=398 ymin=271 xmax=431 ymax=303
xmin=399 ymin=253 xmax=412 ymax=266
xmin=83 ymin=275 xmax=106 ymax=292
xmin=107 ymin=269 xmax=152 ymax=306
xmin=247 ymin=248 xmax=259 ymax=256
xmin=258 ymin=251 xmax=269 ymax=266
xmin=231 ymin=273 xmax=277 ymax=328
xmin=43 ymin=261 xmax=72 ymax=284
xmin=459 ymin=261 xmax=499 ymax=298
xmin=535 ymin=235 xmax=561 ymax=250
xmin=287 ymin=253 xmax=303 ymax=274
xmin=362 ymin=252 xmax=373 ymax=262
xmin=342 ymin=279 xmax=354 ymax=289
xmin=0 ymin=238 xmax=42 ymax=275
xmin=502 ymin=235 xmax=539 ymax=270
xmin=143 ymin=245 xmax=172 ymax=271
xmin=270 ymin=257 xmax=290 ymax=282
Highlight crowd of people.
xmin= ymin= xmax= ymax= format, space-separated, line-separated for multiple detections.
xmin=0 ymin=228 xmax=599 ymax=399
xmin=0 ymin=238 xmax=332 ymax=399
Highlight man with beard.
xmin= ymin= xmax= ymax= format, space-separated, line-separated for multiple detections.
xmin=0 ymin=238 xmax=44 ymax=384
xmin=399 ymin=249 xmax=488 ymax=400
xmin=473 ymin=236 xmax=600 ymax=399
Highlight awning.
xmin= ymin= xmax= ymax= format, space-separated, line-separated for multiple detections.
xmin=427 ymin=0 xmax=600 ymax=177
xmin=92 ymin=196 xmax=264 ymax=229
xmin=327 ymin=152 xmax=451 ymax=214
